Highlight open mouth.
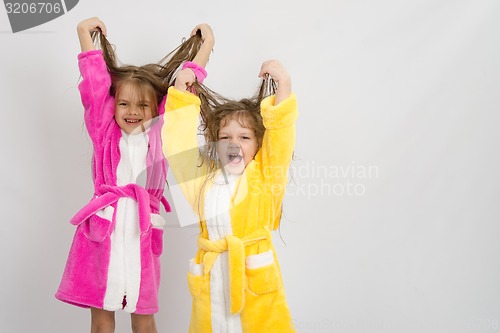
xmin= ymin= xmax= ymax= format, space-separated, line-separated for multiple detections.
xmin=228 ymin=153 xmax=243 ymax=164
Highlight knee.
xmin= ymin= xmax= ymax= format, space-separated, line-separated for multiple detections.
xmin=91 ymin=320 xmax=115 ymax=333
xmin=131 ymin=315 xmax=157 ymax=333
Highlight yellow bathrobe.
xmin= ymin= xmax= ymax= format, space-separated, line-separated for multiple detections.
xmin=162 ymin=86 xmax=297 ymax=333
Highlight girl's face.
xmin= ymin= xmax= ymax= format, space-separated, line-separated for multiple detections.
xmin=114 ymin=83 xmax=154 ymax=134
xmin=217 ymin=118 xmax=259 ymax=175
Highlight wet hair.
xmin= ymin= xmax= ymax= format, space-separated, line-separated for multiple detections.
xmin=91 ymin=29 xmax=204 ymax=117
xmin=190 ymin=76 xmax=277 ymax=171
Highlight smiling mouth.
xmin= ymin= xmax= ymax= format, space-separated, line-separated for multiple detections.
xmin=228 ymin=153 xmax=242 ymax=164
xmin=125 ymin=118 xmax=142 ymax=124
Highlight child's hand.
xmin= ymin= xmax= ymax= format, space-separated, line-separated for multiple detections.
xmin=259 ymin=60 xmax=292 ymax=104
xmin=259 ymin=60 xmax=290 ymax=85
xmin=191 ymin=23 xmax=215 ymax=46
xmin=77 ymin=17 xmax=107 ymax=52
xmin=77 ymin=17 xmax=107 ymax=37
xmin=174 ymin=68 xmax=196 ymax=92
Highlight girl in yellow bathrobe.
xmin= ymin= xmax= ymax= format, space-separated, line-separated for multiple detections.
xmin=162 ymin=60 xmax=297 ymax=333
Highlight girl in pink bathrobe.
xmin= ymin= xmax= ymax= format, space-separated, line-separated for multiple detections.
xmin=55 ymin=17 xmax=214 ymax=333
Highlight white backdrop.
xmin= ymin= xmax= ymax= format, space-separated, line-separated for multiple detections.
xmin=1 ymin=0 xmax=499 ymax=332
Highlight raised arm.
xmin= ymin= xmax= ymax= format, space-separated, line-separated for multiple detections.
xmin=76 ymin=17 xmax=114 ymax=144
xmin=76 ymin=17 xmax=107 ymax=52
xmin=190 ymin=23 xmax=215 ymax=68
xmin=162 ymin=70 xmax=207 ymax=212
xmin=254 ymin=60 xmax=297 ymax=229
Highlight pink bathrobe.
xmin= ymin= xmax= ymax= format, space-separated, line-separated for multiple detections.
xmin=55 ymin=50 xmax=179 ymax=314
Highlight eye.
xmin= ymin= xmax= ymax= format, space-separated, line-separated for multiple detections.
xmin=138 ymin=103 xmax=150 ymax=108
xmin=219 ymin=136 xmax=229 ymax=140
xmin=118 ymin=102 xmax=128 ymax=106
xmin=242 ymin=136 xmax=251 ymax=140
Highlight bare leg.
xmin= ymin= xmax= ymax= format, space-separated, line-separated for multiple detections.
xmin=131 ymin=314 xmax=158 ymax=333
xmin=90 ymin=308 xmax=115 ymax=333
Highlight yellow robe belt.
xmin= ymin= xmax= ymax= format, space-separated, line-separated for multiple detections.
xmin=197 ymin=227 xmax=272 ymax=314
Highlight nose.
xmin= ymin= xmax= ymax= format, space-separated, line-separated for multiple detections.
xmin=227 ymin=142 xmax=240 ymax=153
xmin=228 ymin=141 xmax=241 ymax=149
xmin=129 ymin=105 xmax=140 ymax=115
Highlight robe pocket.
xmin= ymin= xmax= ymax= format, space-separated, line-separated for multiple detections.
xmin=151 ymin=214 xmax=166 ymax=256
xmin=187 ymin=260 xmax=205 ymax=299
xmin=245 ymin=250 xmax=281 ymax=295
xmin=82 ymin=206 xmax=114 ymax=242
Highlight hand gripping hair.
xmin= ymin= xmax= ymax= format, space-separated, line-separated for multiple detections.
xmin=189 ymin=74 xmax=278 ymax=171
xmin=91 ymin=29 xmax=205 ymax=117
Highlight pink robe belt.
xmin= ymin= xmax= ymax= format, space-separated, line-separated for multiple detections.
xmin=70 ymin=184 xmax=170 ymax=239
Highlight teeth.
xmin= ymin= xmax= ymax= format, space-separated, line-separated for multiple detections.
xmin=126 ymin=119 xmax=140 ymax=123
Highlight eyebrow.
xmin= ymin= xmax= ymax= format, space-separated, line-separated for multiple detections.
xmin=116 ymin=99 xmax=150 ymax=104
xmin=218 ymin=131 xmax=255 ymax=136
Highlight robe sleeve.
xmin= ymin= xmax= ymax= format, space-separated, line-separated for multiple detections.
xmin=161 ymin=86 xmax=208 ymax=212
xmin=254 ymin=93 xmax=298 ymax=230
xmin=77 ymin=50 xmax=115 ymax=145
